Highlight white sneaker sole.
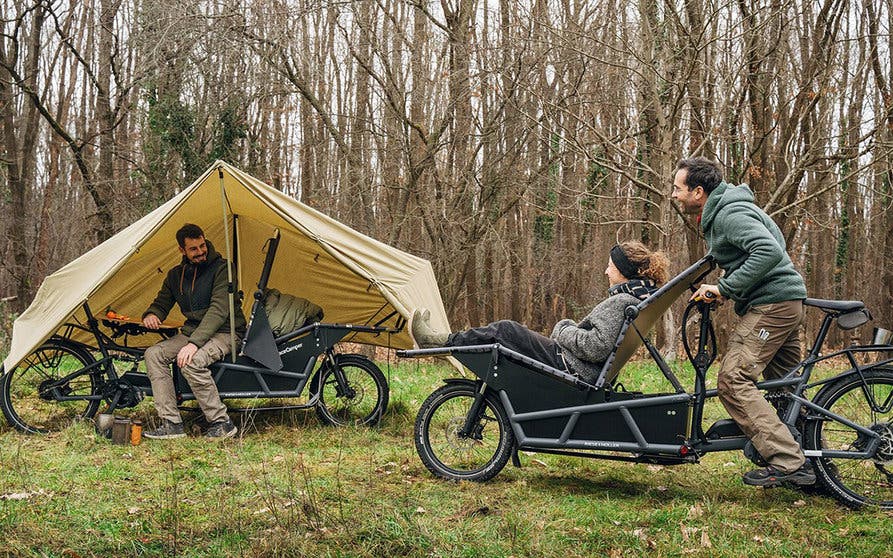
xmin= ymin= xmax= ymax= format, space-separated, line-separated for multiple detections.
xmin=206 ymin=426 xmax=238 ymax=440
xmin=143 ymin=432 xmax=187 ymax=440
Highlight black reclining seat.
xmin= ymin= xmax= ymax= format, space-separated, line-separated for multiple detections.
xmin=592 ymin=256 xmax=716 ymax=389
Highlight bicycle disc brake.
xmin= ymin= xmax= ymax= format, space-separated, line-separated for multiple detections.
xmin=38 ymin=379 xmax=72 ymax=401
xmin=445 ymin=416 xmax=484 ymax=451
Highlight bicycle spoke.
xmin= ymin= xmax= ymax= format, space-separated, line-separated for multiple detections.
xmin=808 ymin=370 xmax=893 ymax=508
xmin=2 ymin=342 xmax=99 ymax=434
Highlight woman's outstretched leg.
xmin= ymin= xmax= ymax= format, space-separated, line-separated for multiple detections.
xmin=447 ymin=320 xmax=565 ymax=370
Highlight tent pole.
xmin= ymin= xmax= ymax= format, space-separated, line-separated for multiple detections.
xmin=234 ymin=215 xmax=243 ymax=302
xmin=218 ymin=167 xmax=238 ymax=363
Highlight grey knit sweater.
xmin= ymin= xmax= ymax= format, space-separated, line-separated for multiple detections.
xmin=550 ymin=292 xmax=640 ymax=383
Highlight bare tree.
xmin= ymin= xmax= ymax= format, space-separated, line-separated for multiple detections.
xmin=2 ymin=0 xmax=892 ymax=347
xmin=0 ymin=0 xmax=44 ymax=310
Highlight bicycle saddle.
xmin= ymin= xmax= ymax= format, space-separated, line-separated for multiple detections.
xmin=803 ymin=298 xmax=865 ymax=313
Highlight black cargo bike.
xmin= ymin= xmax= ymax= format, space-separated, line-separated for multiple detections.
xmin=399 ymin=256 xmax=893 ymax=509
xmin=0 ymin=231 xmax=393 ymax=434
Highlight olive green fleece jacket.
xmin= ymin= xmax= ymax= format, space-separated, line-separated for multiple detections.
xmin=143 ymin=241 xmax=247 ymax=347
xmin=701 ymin=182 xmax=807 ymax=315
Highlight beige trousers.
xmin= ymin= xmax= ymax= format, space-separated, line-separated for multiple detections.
xmin=717 ymin=300 xmax=805 ymax=473
xmin=144 ymin=332 xmax=233 ymax=424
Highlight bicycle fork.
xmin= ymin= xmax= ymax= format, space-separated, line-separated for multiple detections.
xmin=324 ymin=349 xmax=356 ymax=399
xmin=460 ymin=382 xmax=488 ymax=439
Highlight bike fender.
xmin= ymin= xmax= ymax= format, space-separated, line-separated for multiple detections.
xmin=442 ymin=377 xmax=481 ymax=390
xmin=335 ymin=353 xmax=372 ymax=362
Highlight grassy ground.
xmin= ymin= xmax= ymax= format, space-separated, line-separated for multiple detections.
xmin=1 ymin=358 xmax=891 ymax=557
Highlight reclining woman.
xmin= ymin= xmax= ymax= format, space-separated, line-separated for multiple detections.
xmin=412 ymin=241 xmax=670 ymax=384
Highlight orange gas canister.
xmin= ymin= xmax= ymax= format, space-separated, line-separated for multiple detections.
xmin=130 ymin=420 xmax=143 ymax=445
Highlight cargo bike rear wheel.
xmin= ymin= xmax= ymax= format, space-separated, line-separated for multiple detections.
xmin=805 ymin=368 xmax=893 ymax=509
xmin=0 ymin=339 xmax=102 ymax=434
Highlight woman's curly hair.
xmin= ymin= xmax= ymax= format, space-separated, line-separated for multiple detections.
xmin=619 ymin=241 xmax=670 ymax=285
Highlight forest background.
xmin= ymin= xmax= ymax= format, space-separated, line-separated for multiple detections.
xmin=1 ymin=0 xmax=892 ymax=354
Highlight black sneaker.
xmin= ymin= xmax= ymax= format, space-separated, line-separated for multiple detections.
xmin=143 ymin=419 xmax=186 ymax=440
xmin=743 ymin=462 xmax=816 ymax=487
xmin=205 ymin=420 xmax=237 ymax=440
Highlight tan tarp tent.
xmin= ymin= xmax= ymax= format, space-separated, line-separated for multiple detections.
xmin=3 ymin=161 xmax=450 ymax=371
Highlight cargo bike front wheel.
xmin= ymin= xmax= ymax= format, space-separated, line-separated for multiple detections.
xmin=415 ymin=382 xmax=514 ymax=481
xmin=311 ymin=354 xmax=389 ymax=426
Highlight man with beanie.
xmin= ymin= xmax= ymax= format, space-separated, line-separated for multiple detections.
xmin=141 ymin=223 xmax=246 ymax=440
xmin=672 ymin=157 xmax=814 ymax=487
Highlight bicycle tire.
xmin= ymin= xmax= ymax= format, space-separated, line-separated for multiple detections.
xmin=804 ymin=367 xmax=893 ymax=509
xmin=311 ymin=354 xmax=389 ymax=426
xmin=414 ymin=382 xmax=514 ymax=482
xmin=0 ymin=339 xmax=100 ymax=434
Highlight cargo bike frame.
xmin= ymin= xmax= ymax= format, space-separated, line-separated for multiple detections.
xmin=1 ymin=232 xmax=395 ymax=434
xmin=399 ymin=257 xmax=893 ymax=509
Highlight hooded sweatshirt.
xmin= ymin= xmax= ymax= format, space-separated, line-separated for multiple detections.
xmin=144 ymin=240 xmax=247 ymax=347
xmin=701 ymin=182 xmax=807 ymax=315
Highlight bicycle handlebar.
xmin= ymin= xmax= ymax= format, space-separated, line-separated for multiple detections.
xmin=102 ymin=319 xmax=178 ymax=339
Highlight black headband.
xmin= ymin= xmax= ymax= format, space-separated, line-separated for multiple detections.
xmin=610 ymin=244 xmax=641 ymax=280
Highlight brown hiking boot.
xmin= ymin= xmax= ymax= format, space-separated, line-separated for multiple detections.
xmin=205 ymin=420 xmax=237 ymax=440
xmin=743 ymin=461 xmax=816 ymax=487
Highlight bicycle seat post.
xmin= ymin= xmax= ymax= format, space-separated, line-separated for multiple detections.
xmin=806 ymin=313 xmax=837 ymax=361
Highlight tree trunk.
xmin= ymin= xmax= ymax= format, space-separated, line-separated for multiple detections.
xmin=96 ymin=0 xmax=123 ymax=235
xmin=0 ymin=3 xmax=44 ymax=310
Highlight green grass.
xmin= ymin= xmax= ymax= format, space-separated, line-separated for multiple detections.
xmin=1 ymin=358 xmax=891 ymax=557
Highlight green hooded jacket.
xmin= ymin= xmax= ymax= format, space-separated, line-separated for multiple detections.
xmin=701 ymin=182 xmax=807 ymax=315
xmin=143 ymin=240 xmax=247 ymax=346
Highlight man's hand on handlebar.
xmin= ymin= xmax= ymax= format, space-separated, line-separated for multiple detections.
xmin=143 ymin=314 xmax=162 ymax=330
xmin=691 ymin=284 xmax=724 ymax=303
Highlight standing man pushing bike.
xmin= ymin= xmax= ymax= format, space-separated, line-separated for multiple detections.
xmin=672 ymin=157 xmax=815 ymax=487
xmin=141 ymin=223 xmax=246 ymax=440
